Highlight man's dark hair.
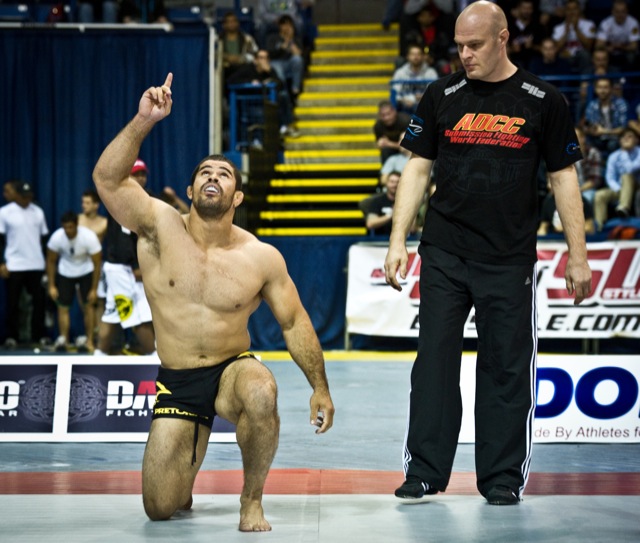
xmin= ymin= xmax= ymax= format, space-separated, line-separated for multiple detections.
xmin=61 ymin=210 xmax=79 ymax=225
xmin=82 ymin=189 xmax=101 ymax=204
xmin=189 ymin=154 xmax=243 ymax=191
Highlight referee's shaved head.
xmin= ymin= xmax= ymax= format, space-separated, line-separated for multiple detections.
xmin=458 ymin=0 xmax=508 ymax=37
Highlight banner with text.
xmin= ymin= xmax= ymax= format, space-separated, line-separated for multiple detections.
xmin=0 ymin=356 xmax=236 ymax=442
xmin=346 ymin=241 xmax=640 ymax=339
xmin=457 ymin=354 xmax=640 ymax=443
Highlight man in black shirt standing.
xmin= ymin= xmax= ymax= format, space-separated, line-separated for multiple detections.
xmin=384 ymin=1 xmax=591 ymax=506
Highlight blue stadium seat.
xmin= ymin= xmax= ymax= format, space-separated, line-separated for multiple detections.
xmin=0 ymin=4 xmax=30 ymax=21
xmin=166 ymin=6 xmax=204 ymax=25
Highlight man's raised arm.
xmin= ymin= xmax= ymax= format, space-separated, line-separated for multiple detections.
xmin=93 ymin=73 xmax=173 ymax=232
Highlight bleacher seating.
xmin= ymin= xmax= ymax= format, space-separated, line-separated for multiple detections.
xmin=0 ymin=4 xmax=30 ymax=21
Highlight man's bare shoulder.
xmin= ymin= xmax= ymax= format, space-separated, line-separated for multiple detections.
xmin=232 ymin=227 xmax=285 ymax=264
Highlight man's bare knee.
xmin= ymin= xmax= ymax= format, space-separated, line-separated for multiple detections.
xmin=238 ymin=373 xmax=278 ymax=419
xmin=143 ymin=494 xmax=176 ymax=521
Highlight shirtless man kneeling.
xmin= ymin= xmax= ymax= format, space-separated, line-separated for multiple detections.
xmin=93 ymin=73 xmax=335 ymax=532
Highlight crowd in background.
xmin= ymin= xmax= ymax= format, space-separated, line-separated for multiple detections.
xmin=377 ymin=0 xmax=640 ymax=237
xmin=3 ymin=0 xmax=640 ymax=346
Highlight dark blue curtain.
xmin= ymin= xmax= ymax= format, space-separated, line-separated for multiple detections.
xmin=0 ymin=27 xmax=210 ymax=226
xmin=248 ymin=237 xmax=357 ymax=350
xmin=0 ymin=27 xmax=210 ymax=334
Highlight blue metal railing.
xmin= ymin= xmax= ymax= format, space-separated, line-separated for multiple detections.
xmin=227 ymin=82 xmax=278 ymax=153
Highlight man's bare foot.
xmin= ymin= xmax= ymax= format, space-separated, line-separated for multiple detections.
xmin=180 ymin=496 xmax=193 ymax=510
xmin=239 ymin=500 xmax=271 ymax=532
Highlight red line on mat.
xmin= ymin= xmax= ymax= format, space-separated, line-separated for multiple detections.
xmin=0 ymin=470 xmax=638 ymax=495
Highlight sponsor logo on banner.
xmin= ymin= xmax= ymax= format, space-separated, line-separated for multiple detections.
xmin=68 ymin=364 xmax=158 ymax=433
xmin=0 ymin=365 xmax=57 ymax=432
xmin=456 ymin=355 xmax=640 ymax=443
xmin=67 ymin=364 xmax=236 ymax=434
xmin=346 ymin=242 xmax=640 ymax=338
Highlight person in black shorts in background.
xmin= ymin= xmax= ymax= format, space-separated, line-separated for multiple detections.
xmin=384 ymin=1 xmax=592 ymax=506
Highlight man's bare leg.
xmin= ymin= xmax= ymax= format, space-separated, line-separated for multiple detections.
xmin=142 ymin=418 xmax=209 ymax=520
xmin=216 ymin=360 xmax=280 ymax=532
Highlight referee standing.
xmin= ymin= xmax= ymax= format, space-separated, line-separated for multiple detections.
xmin=384 ymin=1 xmax=592 ymax=505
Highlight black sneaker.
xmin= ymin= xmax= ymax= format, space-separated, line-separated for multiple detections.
xmin=486 ymin=485 xmax=519 ymax=505
xmin=394 ymin=476 xmax=438 ymax=502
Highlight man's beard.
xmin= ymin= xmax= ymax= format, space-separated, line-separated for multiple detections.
xmin=193 ymin=192 xmax=234 ymax=219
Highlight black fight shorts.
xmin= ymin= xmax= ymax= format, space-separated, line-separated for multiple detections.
xmin=152 ymin=351 xmax=257 ymax=463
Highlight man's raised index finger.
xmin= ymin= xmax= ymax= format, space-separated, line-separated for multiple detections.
xmin=163 ymin=73 xmax=173 ymax=89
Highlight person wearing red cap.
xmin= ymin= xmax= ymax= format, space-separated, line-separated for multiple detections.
xmin=93 ymin=73 xmax=334 ymax=532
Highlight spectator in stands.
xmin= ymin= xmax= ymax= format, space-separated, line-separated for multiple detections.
xmin=380 ymin=131 xmax=410 ymax=186
xmin=266 ymin=14 xmax=305 ymax=100
xmin=391 ymin=44 xmax=438 ymax=113
xmin=220 ymin=11 xmax=259 ymax=82
xmin=528 ymin=36 xmax=572 ymax=76
xmin=574 ymin=125 xmax=603 ymax=205
xmin=120 ymin=0 xmax=168 ymax=24
xmin=508 ymin=0 xmax=546 ymax=69
xmin=582 ymin=76 xmax=629 ymax=158
xmin=374 ymin=100 xmax=411 ymax=163
xmin=401 ymin=6 xmax=454 ymax=75
xmin=594 ymin=127 xmax=640 ymax=228
xmin=77 ymin=0 xmax=118 ymax=23
xmin=628 ymin=103 xmax=640 ymax=137
xmin=256 ymin=0 xmax=302 ymax=47
xmin=552 ymin=0 xmax=596 ymax=74
xmin=361 ymin=171 xmax=401 ymax=236
xmin=537 ymin=176 xmax=596 ymax=235
xmin=0 ymin=181 xmax=49 ymax=349
xmin=46 ymin=211 xmax=102 ymax=353
xmin=595 ymin=0 xmax=640 ymax=72
xmin=538 ymin=0 xmax=567 ymax=32
xmin=226 ymin=49 xmax=298 ymax=138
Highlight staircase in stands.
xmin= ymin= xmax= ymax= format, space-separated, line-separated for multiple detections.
xmin=255 ymin=23 xmax=398 ymax=236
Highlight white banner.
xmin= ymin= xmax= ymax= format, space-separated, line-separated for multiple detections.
xmin=346 ymin=241 xmax=640 ymax=339
xmin=458 ymin=354 xmax=640 ymax=443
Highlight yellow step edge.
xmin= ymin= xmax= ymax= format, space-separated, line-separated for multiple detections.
xmin=270 ymin=179 xmax=379 ymax=187
xmin=296 ymin=119 xmax=374 ymax=128
xmin=305 ymin=77 xmax=391 ymax=86
xmin=295 ymin=106 xmax=378 ymax=115
xmin=298 ymin=91 xmax=388 ymax=100
xmin=266 ymin=194 xmax=371 ymax=203
xmin=275 ymin=163 xmax=380 ymax=172
xmin=260 ymin=210 xmax=364 ymax=220
xmin=318 ymin=23 xmax=398 ymax=32
xmin=256 ymin=227 xmax=368 ymax=236
xmin=315 ymin=36 xmax=398 ymax=44
xmin=285 ymin=149 xmax=379 ymax=158
xmin=285 ymin=134 xmax=376 ymax=143
xmin=312 ymin=49 xmax=397 ymax=58
xmin=309 ymin=64 xmax=394 ymax=72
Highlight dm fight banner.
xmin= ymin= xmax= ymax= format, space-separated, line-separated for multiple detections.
xmin=457 ymin=354 xmax=640 ymax=443
xmin=0 ymin=357 xmax=235 ymax=442
xmin=346 ymin=241 xmax=640 ymax=339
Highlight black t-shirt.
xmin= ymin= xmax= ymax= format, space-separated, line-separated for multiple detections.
xmin=104 ymin=213 xmax=138 ymax=267
xmin=366 ymin=193 xmax=395 ymax=236
xmin=373 ymin=112 xmax=411 ymax=142
xmin=540 ymin=193 xmax=593 ymax=233
xmin=402 ymin=69 xmax=581 ymax=264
